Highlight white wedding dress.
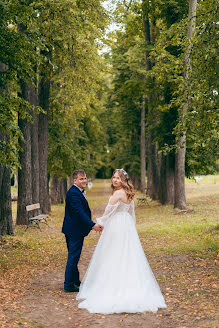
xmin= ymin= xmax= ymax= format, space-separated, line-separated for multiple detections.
xmin=76 ymin=197 xmax=167 ymax=314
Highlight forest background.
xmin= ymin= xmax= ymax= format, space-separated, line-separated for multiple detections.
xmin=0 ymin=0 xmax=218 ymax=235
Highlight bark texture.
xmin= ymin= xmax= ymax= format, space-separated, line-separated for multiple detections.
xmin=0 ymin=61 xmax=14 ymax=235
xmin=159 ymin=153 xmax=175 ymax=204
xmin=147 ymin=134 xmax=160 ymax=200
xmin=0 ymin=132 xmax=14 ymax=235
xmin=50 ymin=175 xmax=60 ymax=204
xmin=31 ymin=95 xmax=39 ymax=205
xmin=50 ymin=176 xmax=67 ymax=204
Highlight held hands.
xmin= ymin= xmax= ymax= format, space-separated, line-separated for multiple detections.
xmin=92 ymin=223 xmax=103 ymax=233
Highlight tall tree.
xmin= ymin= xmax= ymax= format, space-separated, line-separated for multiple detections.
xmin=174 ymin=0 xmax=197 ymax=209
xmin=0 ymin=63 xmax=14 ymax=235
xmin=142 ymin=0 xmax=160 ymax=199
xmin=0 ymin=1 xmax=39 ymax=232
xmin=16 ymin=81 xmax=33 ymax=225
xmin=38 ymin=66 xmax=51 ymax=213
xmin=16 ymin=21 xmax=35 ymax=224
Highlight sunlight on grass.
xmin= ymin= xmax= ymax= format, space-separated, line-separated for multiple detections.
xmin=136 ymin=175 xmax=219 ymax=257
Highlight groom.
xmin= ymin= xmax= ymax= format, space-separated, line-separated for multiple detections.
xmin=62 ymin=169 xmax=103 ymax=292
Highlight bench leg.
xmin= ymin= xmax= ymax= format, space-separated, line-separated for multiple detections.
xmin=35 ymin=220 xmax=42 ymax=231
xmin=42 ymin=218 xmax=49 ymax=226
xmin=25 ymin=220 xmax=42 ymax=231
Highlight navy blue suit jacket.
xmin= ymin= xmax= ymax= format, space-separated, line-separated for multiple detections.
xmin=62 ymin=185 xmax=95 ymax=238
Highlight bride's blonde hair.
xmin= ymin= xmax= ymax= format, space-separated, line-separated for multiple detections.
xmin=111 ymin=169 xmax=135 ymax=201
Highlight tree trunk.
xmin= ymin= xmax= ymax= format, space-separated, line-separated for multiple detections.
xmin=0 ymin=62 xmax=14 ymax=235
xmin=159 ymin=153 xmax=175 ymax=204
xmin=147 ymin=134 xmax=159 ymax=200
xmin=60 ymin=178 xmax=67 ymax=203
xmin=31 ymin=111 xmax=40 ymax=202
xmin=142 ymin=2 xmax=159 ymax=199
xmin=31 ymin=94 xmax=40 ymax=217
xmin=50 ymin=175 xmax=60 ymax=204
xmin=16 ymin=80 xmax=33 ymax=225
xmin=14 ymin=173 xmax=18 ymax=187
xmin=130 ymin=174 xmax=141 ymax=190
xmin=174 ymin=0 xmax=197 ymax=209
xmin=0 ymin=132 xmax=14 ymax=236
xmin=166 ymin=154 xmax=175 ymax=204
xmin=38 ymin=73 xmax=50 ymax=213
xmin=16 ymin=23 xmax=33 ymax=224
xmin=140 ymin=96 xmax=146 ymax=192
xmin=67 ymin=176 xmax=73 ymax=190
xmin=31 ymin=85 xmax=40 ymax=207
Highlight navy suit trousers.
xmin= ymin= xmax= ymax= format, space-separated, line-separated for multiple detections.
xmin=64 ymin=235 xmax=84 ymax=289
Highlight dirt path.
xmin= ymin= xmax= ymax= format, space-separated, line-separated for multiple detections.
xmin=4 ymin=182 xmax=169 ymax=328
xmin=13 ymin=240 xmax=162 ymax=328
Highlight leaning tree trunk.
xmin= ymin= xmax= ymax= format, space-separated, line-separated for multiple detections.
xmin=174 ymin=0 xmax=197 ymax=209
xmin=16 ymin=80 xmax=33 ymax=225
xmin=38 ymin=71 xmax=50 ymax=213
xmin=140 ymin=96 xmax=146 ymax=192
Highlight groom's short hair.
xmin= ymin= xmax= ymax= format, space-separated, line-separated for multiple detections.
xmin=73 ymin=169 xmax=86 ymax=180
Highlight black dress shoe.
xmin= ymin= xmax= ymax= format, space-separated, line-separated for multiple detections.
xmin=64 ymin=285 xmax=79 ymax=292
xmin=75 ymin=281 xmax=81 ymax=288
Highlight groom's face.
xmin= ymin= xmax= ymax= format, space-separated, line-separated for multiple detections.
xmin=74 ymin=174 xmax=87 ymax=190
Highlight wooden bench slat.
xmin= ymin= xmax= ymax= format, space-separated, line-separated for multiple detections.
xmin=26 ymin=203 xmax=40 ymax=211
xmin=29 ymin=214 xmax=48 ymax=221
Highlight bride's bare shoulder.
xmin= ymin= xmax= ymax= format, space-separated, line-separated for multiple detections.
xmin=109 ymin=189 xmax=123 ymax=204
xmin=111 ymin=189 xmax=128 ymax=204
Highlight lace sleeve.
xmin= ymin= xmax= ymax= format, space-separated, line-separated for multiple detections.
xmin=96 ymin=198 xmax=120 ymax=226
xmin=128 ymin=200 xmax=136 ymax=224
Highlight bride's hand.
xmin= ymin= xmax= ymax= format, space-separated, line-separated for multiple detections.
xmin=92 ymin=223 xmax=103 ymax=232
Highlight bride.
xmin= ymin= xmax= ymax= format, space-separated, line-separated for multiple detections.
xmin=76 ymin=169 xmax=167 ymax=314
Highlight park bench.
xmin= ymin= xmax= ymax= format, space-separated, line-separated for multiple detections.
xmin=137 ymin=187 xmax=150 ymax=206
xmin=25 ymin=203 xmax=49 ymax=231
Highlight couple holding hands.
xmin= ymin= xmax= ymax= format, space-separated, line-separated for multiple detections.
xmin=62 ymin=169 xmax=166 ymax=314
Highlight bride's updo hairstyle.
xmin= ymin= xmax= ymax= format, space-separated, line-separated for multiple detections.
xmin=111 ymin=168 xmax=135 ymax=201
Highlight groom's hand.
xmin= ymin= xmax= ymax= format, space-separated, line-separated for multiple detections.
xmin=92 ymin=223 xmax=103 ymax=232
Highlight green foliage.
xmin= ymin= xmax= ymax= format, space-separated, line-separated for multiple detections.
xmin=1 ymin=0 xmax=109 ymax=176
xmin=103 ymin=0 xmax=218 ymax=178
xmin=46 ymin=0 xmax=108 ymax=178
xmin=0 ymin=0 xmax=44 ymax=168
